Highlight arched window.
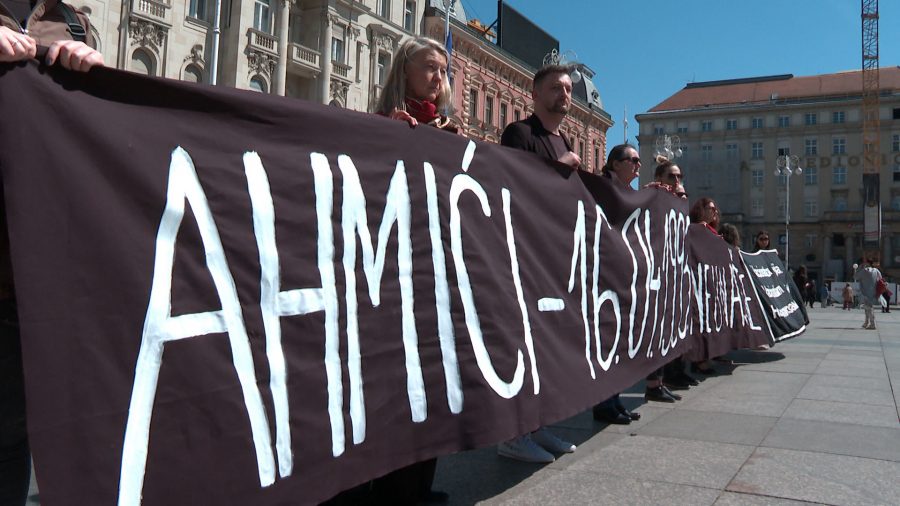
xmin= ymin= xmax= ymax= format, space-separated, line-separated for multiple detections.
xmin=183 ymin=64 xmax=203 ymax=83
xmin=249 ymin=76 xmax=268 ymax=93
xmin=131 ymin=49 xmax=155 ymax=76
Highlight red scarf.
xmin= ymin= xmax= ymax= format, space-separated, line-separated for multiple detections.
xmin=405 ymin=98 xmax=440 ymax=124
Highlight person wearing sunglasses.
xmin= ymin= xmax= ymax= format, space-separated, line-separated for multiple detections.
xmin=600 ymin=143 xmax=641 ymax=186
xmin=754 ymin=231 xmax=771 ymax=252
xmin=644 ymin=155 xmax=687 ymax=199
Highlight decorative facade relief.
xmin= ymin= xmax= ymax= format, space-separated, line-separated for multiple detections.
xmin=129 ymin=18 xmax=167 ymax=49
xmin=248 ymin=50 xmax=277 ymax=77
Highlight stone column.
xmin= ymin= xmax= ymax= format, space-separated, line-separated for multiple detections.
xmin=884 ymin=237 xmax=893 ymax=268
xmin=846 ymin=233 xmax=856 ymax=280
xmin=319 ymin=11 xmax=334 ymax=104
xmin=822 ymin=233 xmax=832 ymax=277
xmin=274 ymin=0 xmax=291 ymax=96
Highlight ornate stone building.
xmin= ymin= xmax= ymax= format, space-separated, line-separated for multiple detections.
xmin=75 ymin=0 xmax=610 ymax=160
xmin=636 ymin=68 xmax=900 ymax=282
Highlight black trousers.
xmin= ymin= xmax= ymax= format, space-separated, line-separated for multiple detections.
xmin=0 ymin=312 xmax=29 ymax=506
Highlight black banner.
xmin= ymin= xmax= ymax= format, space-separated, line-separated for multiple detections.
xmin=0 ymin=62 xmax=799 ymax=505
xmin=740 ymin=250 xmax=809 ymax=341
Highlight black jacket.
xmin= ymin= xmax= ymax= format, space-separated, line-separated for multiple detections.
xmin=500 ymin=114 xmax=572 ymax=162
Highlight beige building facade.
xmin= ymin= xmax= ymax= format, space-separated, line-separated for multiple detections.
xmin=636 ymin=68 xmax=900 ymax=283
xmin=73 ymin=0 xmax=610 ymax=158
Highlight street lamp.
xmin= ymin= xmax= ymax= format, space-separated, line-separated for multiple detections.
xmin=775 ymin=154 xmax=802 ymax=270
xmin=653 ymin=134 xmax=683 ymax=160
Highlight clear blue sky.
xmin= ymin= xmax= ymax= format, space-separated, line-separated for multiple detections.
xmin=459 ymin=0 xmax=900 ymax=148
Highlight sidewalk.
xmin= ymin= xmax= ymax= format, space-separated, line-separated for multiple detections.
xmin=432 ymin=307 xmax=900 ymax=505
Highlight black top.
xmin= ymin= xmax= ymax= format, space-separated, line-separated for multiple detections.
xmin=4 ymin=0 xmax=34 ymax=26
xmin=500 ymin=114 xmax=573 ymax=163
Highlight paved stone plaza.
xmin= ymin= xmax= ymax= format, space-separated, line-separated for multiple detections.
xmin=432 ymin=307 xmax=900 ymax=505
xmin=24 ymin=306 xmax=899 ymax=505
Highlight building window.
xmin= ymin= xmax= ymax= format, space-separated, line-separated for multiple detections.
xmin=777 ymin=147 xmax=790 ymax=157
xmin=726 ymin=119 xmax=737 ymax=130
xmin=752 ymin=169 xmax=763 ymax=187
xmin=751 ymin=198 xmax=764 ymax=217
xmin=514 ymin=109 xmax=521 ymax=122
xmin=778 ymin=173 xmax=787 ymax=187
xmin=331 ymin=26 xmax=345 ymax=63
xmin=895 ymin=108 xmax=900 ymax=120
xmin=804 ymin=167 xmax=818 ymax=185
xmin=832 ymin=111 xmax=845 ymax=124
xmin=404 ymin=1 xmax=416 ymax=31
xmin=832 ymin=137 xmax=846 ymax=154
xmin=484 ymin=96 xmax=494 ymax=126
xmin=805 ymin=234 xmax=818 ymax=248
xmin=253 ymin=0 xmax=272 ymax=33
xmin=805 ymin=138 xmax=817 ymax=155
xmin=468 ymin=89 xmax=478 ymax=124
xmin=376 ymin=52 xmax=389 ymax=85
xmin=891 ymin=194 xmax=900 ymax=210
xmin=751 ymin=117 xmax=764 ymax=129
xmin=578 ymin=141 xmax=585 ymax=162
xmin=833 ymin=195 xmax=848 ymax=211
xmin=833 ymin=166 xmax=847 ymax=185
xmin=751 ymin=142 xmax=763 ymax=159
xmin=677 ymin=125 xmax=688 ymax=133
xmin=892 ymin=134 xmax=899 ymax=152
xmin=654 ymin=125 xmax=664 ymax=135
xmin=594 ymin=147 xmax=600 ymax=171
xmin=804 ymin=198 xmax=818 ymax=217
xmin=777 ymin=201 xmax=786 ymax=218
xmin=189 ymin=0 xmax=208 ymax=20
xmin=379 ymin=0 xmax=390 ymax=18
xmin=249 ymin=76 xmax=267 ymax=93
xmin=804 ymin=112 xmax=817 ymax=125
xmin=894 ymin=164 xmax=900 ymax=182
xmin=701 ymin=120 xmax=712 ymax=132
xmin=500 ymin=103 xmax=508 ymax=128
xmin=726 ymin=143 xmax=738 ymax=160
xmin=701 ymin=144 xmax=713 ymax=161
xmin=130 ymin=48 xmax=156 ymax=76
xmin=778 ymin=115 xmax=790 ymax=127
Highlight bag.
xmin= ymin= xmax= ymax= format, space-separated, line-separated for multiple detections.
xmin=875 ymin=278 xmax=888 ymax=297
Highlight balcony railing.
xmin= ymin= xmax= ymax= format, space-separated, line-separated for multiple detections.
xmin=289 ymin=43 xmax=319 ymax=69
xmin=134 ymin=0 xmax=169 ymax=21
xmin=247 ymin=28 xmax=277 ymax=54
xmin=332 ymin=61 xmax=352 ymax=80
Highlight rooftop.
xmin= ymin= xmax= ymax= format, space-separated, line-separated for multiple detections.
xmin=647 ymin=66 xmax=900 ymax=113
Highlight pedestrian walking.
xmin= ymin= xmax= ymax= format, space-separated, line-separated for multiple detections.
xmin=853 ymin=258 xmax=883 ymax=330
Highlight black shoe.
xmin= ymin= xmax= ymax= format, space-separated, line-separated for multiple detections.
xmin=645 ymin=386 xmax=676 ymax=403
xmin=691 ymin=363 xmax=717 ymax=375
xmin=618 ymin=405 xmax=641 ymax=421
xmin=661 ymin=385 xmax=683 ymax=400
xmin=680 ymin=373 xmax=700 ymax=386
xmin=664 ymin=376 xmax=691 ymax=390
xmin=593 ymin=406 xmax=631 ymax=424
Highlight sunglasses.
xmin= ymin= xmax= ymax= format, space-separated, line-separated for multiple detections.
xmin=619 ymin=156 xmax=641 ymax=164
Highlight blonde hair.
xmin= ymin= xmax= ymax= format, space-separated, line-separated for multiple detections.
xmin=375 ymin=37 xmax=452 ymax=115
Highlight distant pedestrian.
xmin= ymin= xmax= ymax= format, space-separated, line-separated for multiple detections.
xmin=842 ymin=283 xmax=854 ymax=310
xmin=753 ymin=230 xmax=771 ymax=252
xmin=807 ymin=279 xmax=817 ymax=308
xmin=853 ymin=258 xmax=883 ymax=330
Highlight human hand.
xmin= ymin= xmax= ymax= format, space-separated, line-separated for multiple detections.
xmin=389 ymin=108 xmax=418 ymax=127
xmin=46 ymin=40 xmax=104 ymax=72
xmin=558 ymin=151 xmax=581 ymax=169
xmin=0 ymin=26 xmax=37 ymax=62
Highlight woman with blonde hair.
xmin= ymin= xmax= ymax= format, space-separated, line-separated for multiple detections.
xmin=376 ymin=36 xmax=457 ymax=132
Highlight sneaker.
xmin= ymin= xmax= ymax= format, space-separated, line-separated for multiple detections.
xmin=497 ymin=435 xmax=555 ymax=463
xmin=532 ymin=428 xmax=576 ymax=454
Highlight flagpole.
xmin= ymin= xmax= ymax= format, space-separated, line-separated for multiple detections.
xmin=623 ymin=105 xmax=628 ymax=144
xmin=443 ymin=0 xmax=453 ymax=115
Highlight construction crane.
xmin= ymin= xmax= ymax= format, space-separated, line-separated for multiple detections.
xmin=861 ymin=0 xmax=880 ymax=258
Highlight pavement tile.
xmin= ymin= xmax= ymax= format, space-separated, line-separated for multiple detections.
xmin=812 ymin=361 xmax=889 ymax=379
xmin=484 ymin=470 xmax=720 ymax=506
xmin=795 ymin=382 xmax=896 ymax=406
xmin=637 ymin=409 xmax=777 ymax=446
xmin=781 ymin=398 xmax=899 ymax=429
xmin=567 ymin=435 xmax=754 ymax=489
xmin=727 ymin=447 xmax=900 ymax=506
xmin=738 ymin=356 xmax=822 ymax=374
xmin=714 ymin=491 xmax=823 ymax=505
xmin=801 ymin=373 xmax=892 ymax=392
xmin=677 ymin=372 xmax=808 ymax=417
xmin=762 ymin=418 xmax=900 ymax=462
